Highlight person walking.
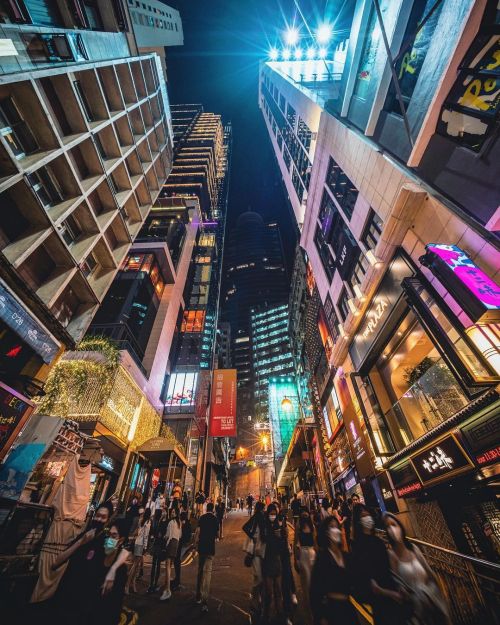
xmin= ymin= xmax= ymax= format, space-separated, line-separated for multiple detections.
xmin=160 ymin=509 xmax=181 ymax=601
xmin=243 ymin=500 xmax=266 ymax=615
xmin=96 ymin=520 xmax=130 ymax=625
xmin=290 ymin=493 xmax=301 ymax=526
xmin=194 ymin=501 xmax=219 ymax=612
xmin=262 ymin=504 xmax=285 ymax=623
xmin=293 ymin=507 xmax=316 ymax=610
xmin=350 ymin=504 xmax=401 ymax=625
xmin=215 ymin=496 xmax=226 ymax=539
xmin=310 ymin=516 xmax=357 ymax=625
xmin=246 ymin=493 xmax=254 ymax=516
xmin=171 ymin=511 xmax=192 ymax=592
xmin=126 ymin=507 xmax=151 ymax=593
xmin=148 ymin=507 xmax=168 ymax=593
xmin=341 ymin=497 xmax=353 ymax=549
xmin=278 ymin=506 xmax=297 ymax=622
xmin=383 ymin=513 xmax=451 ymax=625
xmin=195 ymin=490 xmax=206 ymax=518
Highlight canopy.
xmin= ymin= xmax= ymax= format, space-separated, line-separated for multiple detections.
xmin=137 ymin=437 xmax=188 ymax=467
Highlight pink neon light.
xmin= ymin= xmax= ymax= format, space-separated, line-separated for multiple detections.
xmin=428 ymin=244 xmax=500 ymax=310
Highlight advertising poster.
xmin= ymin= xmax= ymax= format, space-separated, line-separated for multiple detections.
xmin=208 ymin=369 xmax=237 ymax=437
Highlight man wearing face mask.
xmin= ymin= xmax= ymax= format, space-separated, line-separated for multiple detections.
xmin=52 ymin=502 xmax=116 ymax=625
xmin=310 ymin=516 xmax=357 ymax=625
xmin=350 ymin=504 xmax=401 ymax=625
xmin=97 ymin=520 xmax=130 ymax=625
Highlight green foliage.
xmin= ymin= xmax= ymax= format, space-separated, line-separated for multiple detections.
xmin=403 ymin=357 xmax=435 ymax=387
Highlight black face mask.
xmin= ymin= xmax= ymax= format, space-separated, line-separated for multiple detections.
xmin=90 ymin=519 xmax=105 ymax=532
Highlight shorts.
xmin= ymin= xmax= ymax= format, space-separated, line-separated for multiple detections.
xmin=133 ymin=543 xmax=145 ymax=557
xmin=165 ymin=538 xmax=179 ymax=559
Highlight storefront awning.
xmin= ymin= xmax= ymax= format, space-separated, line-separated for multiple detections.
xmin=137 ymin=437 xmax=188 ymax=467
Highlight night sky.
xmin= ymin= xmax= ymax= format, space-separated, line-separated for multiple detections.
xmin=165 ymin=0 xmax=331 ymax=274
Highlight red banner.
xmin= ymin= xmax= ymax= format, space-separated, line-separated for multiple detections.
xmin=209 ymin=369 xmax=237 ymax=437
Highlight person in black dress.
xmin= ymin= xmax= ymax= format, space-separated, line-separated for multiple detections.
xmin=262 ymin=504 xmax=285 ymax=622
xmin=97 ymin=520 xmax=129 ymax=625
xmin=310 ymin=516 xmax=357 ymax=625
xmin=350 ymin=504 xmax=402 ymax=625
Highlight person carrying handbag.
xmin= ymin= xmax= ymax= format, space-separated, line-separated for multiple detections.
xmin=160 ymin=509 xmax=181 ymax=601
xmin=242 ymin=501 xmax=266 ymax=615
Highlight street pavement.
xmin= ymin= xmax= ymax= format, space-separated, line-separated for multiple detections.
xmin=125 ymin=509 xmax=309 ymax=625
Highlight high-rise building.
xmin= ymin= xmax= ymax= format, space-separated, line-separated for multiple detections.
xmin=222 ymin=212 xmax=288 ymax=451
xmin=260 ymin=0 xmax=500 ymax=594
xmin=0 ymin=11 xmax=175 ymax=407
xmin=251 ymin=304 xmax=295 ymax=420
xmin=161 ymin=105 xmax=224 ymax=220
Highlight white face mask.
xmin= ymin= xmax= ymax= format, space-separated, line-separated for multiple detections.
xmin=269 ymin=515 xmax=277 ymax=522
xmin=328 ymin=527 xmax=342 ymax=544
xmin=387 ymin=525 xmax=403 ymax=542
xmin=360 ymin=515 xmax=375 ymax=531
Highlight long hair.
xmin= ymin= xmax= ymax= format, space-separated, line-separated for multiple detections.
xmin=383 ymin=512 xmax=413 ymax=550
xmin=316 ymin=515 xmax=339 ymax=551
xmin=351 ymin=502 xmax=371 ymax=542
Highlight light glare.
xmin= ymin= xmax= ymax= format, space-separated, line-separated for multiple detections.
xmin=317 ymin=24 xmax=332 ymax=44
xmin=294 ymin=48 xmax=303 ymax=60
xmin=269 ymin=47 xmax=278 ymax=61
xmin=282 ymin=48 xmax=291 ymax=60
xmin=307 ymin=47 xmax=315 ymax=60
xmin=285 ymin=27 xmax=299 ymax=46
xmin=318 ymin=47 xmax=328 ymax=59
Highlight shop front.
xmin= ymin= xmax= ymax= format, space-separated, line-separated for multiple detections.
xmin=346 ymin=247 xmax=499 ymax=553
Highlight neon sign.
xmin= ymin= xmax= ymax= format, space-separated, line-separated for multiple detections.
xmin=423 ymin=244 xmax=500 ymax=323
xmin=396 ymin=482 xmax=422 ymax=497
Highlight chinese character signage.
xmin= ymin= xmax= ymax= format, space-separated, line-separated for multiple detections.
xmin=422 ymin=244 xmax=500 ymax=323
xmin=460 ymin=404 xmax=500 ymax=467
xmin=0 ymin=382 xmax=35 ymax=460
xmin=411 ymin=434 xmax=473 ymax=486
xmin=208 ymin=369 xmax=237 ymax=437
xmin=0 ymin=282 xmax=60 ymax=363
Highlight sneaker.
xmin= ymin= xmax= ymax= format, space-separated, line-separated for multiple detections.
xmin=196 ymin=598 xmax=202 ymax=604
xmin=160 ymin=590 xmax=172 ymax=601
xmin=201 ymin=604 xmax=209 ymax=613
xmin=291 ymin=594 xmax=298 ymax=606
xmin=286 ymin=619 xmax=293 ymax=625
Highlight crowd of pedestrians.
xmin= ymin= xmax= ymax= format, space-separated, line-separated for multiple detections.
xmin=241 ymin=492 xmax=451 ymax=625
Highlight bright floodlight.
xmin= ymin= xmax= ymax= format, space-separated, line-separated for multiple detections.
xmin=294 ymin=48 xmax=303 ymax=60
xmin=269 ymin=48 xmax=278 ymax=61
xmin=318 ymin=47 xmax=328 ymax=59
xmin=307 ymin=47 xmax=315 ymax=60
xmin=282 ymin=48 xmax=291 ymax=61
xmin=285 ymin=27 xmax=299 ymax=46
xmin=317 ymin=24 xmax=332 ymax=44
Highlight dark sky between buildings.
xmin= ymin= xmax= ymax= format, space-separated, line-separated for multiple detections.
xmin=164 ymin=0 xmax=328 ymax=275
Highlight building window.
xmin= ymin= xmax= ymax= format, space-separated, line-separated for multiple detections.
xmin=324 ymin=294 xmax=340 ymax=342
xmin=352 ymin=4 xmax=383 ymax=101
xmin=338 ymin=287 xmax=350 ymax=322
xmin=0 ymin=97 xmax=38 ymax=159
xmin=361 ymin=208 xmax=383 ymax=250
xmin=182 ymin=310 xmax=206 ymax=333
xmin=27 ymin=167 xmax=64 ymax=207
xmin=279 ymin=93 xmax=286 ymax=113
xmin=73 ymin=80 xmax=94 ymax=122
xmin=81 ymin=252 xmax=98 ymax=278
xmin=385 ymin=0 xmax=443 ymax=116
xmin=314 ymin=224 xmax=335 ymax=282
xmin=349 ymin=254 xmax=369 ymax=289
xmin=325 ymin=156 xmax=358 ymax=219
xmin=59 ymin=213 xmax=82 ymax=246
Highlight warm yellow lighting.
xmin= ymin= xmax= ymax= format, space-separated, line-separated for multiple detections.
xmin=465 ymin=323 xmax=500 ymax=375
xmin=366 ymin=250 xmax=382 ymax=267
xmin=353 ymin=284 xmax=366 ymax=302
xmin=281 ymin=396 xmax=293 ymax=411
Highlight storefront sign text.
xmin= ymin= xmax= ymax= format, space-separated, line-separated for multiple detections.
xmin=423 ymin=244 xmax=500 ymax=323
xmin=362 ymin=299 xmax=388 ymax=339
xmin=209 ymin=369 xmax=237 ymax=437
xmin=411 ymin=435 xmax=472 ymax=485
xmin=460 ymin=405 xmax=500 ymax=467
xmin=396 ymin=481 xmax=422 ymax=497
xmin=476 ymin=445 xmax=500 ymax=466
xmin=0 ymin=282 xmax=59 ymax=363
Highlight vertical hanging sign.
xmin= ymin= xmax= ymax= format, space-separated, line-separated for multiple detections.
xmin=209 ymin=369 xmax=237 ymax=437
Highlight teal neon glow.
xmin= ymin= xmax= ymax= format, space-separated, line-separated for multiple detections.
xmin=268 ymin=377 xmax=300 ymax=458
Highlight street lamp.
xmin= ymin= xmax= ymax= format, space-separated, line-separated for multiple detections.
xmin=281 ymin=396 xmax=293 ymax=411
xmin=269 ymin=47 xmax=279 ymax=61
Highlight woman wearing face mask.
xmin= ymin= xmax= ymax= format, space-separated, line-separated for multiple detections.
xmin=160 ymin=509 xmax=181 ymax=600
xmin=309 ymin=516 xmax=356 ymax=625
xmin=262 ymin=505 xmax=285 ymax=622
xmin=96 ymin=521 xmax=129 ymax=625
xmin=294 ymin=507 xmax=316 ymax=610
xmin=350 ymin=504 xmax=401 ymax=625
xmin=126 ymin=507 xmax=151 ymax=594
xmin=383 ymin=513 xmax=451 ymax=625
xmin=148 ymin=507 xmax=168 ymax=593
xmin=52 ymin=502 xmax=115 ymax=625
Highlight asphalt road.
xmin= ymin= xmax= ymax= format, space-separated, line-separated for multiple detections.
xmin=125 ymin=509 xmax=308 ymax=625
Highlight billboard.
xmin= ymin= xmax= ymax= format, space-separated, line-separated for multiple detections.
xmin=165 ymin=372 xmax=198 ymax=413
xmin=268 ymin=377 xmax=301 ymax=457
xmin=209 ymin=369 xmax=237 ymax=437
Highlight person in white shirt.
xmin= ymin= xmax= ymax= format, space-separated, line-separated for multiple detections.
xmin=126 ymin=508 xmax=151 ymax=594
xmin=160 ymin=510 xmax=182 ymax=601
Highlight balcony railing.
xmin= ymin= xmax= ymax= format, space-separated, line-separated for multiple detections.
xmin=385 ymin=358 xmax=468 ymax=445
xmin=86 ymin=323 xmax=147 ymax=378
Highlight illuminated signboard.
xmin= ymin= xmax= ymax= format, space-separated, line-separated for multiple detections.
xmin=460 ymin=405 xmax=500 ymax=468
xmin=411 ymin=434 xmax=473 ymax=486
xmin=209 ymin=369 xmax=237 ymax=437
xmin=389 ymin=460 xmax=422 ymax=499
xmin=0 ymin=282 xmax=59 ymax=363
xmin=268 ymin=377 xmax=301 ymax=457
xmin=165 ymin=372 xmax=198 ymax=413
xmin=422 ymin=244 xmax=500 ymax=323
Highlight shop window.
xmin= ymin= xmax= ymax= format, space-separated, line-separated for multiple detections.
xmin=325 ymin=156 xmax=358 ymax=219
xmin=385 ymin=0 xmax=443 ymax=116
xmin=367 ymin=309 xmax=468 ymax=449
xmin=437 ymin=5 xmax=499 ymax=152
xmin=361 ymin=209 xmax=383 ymax=250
